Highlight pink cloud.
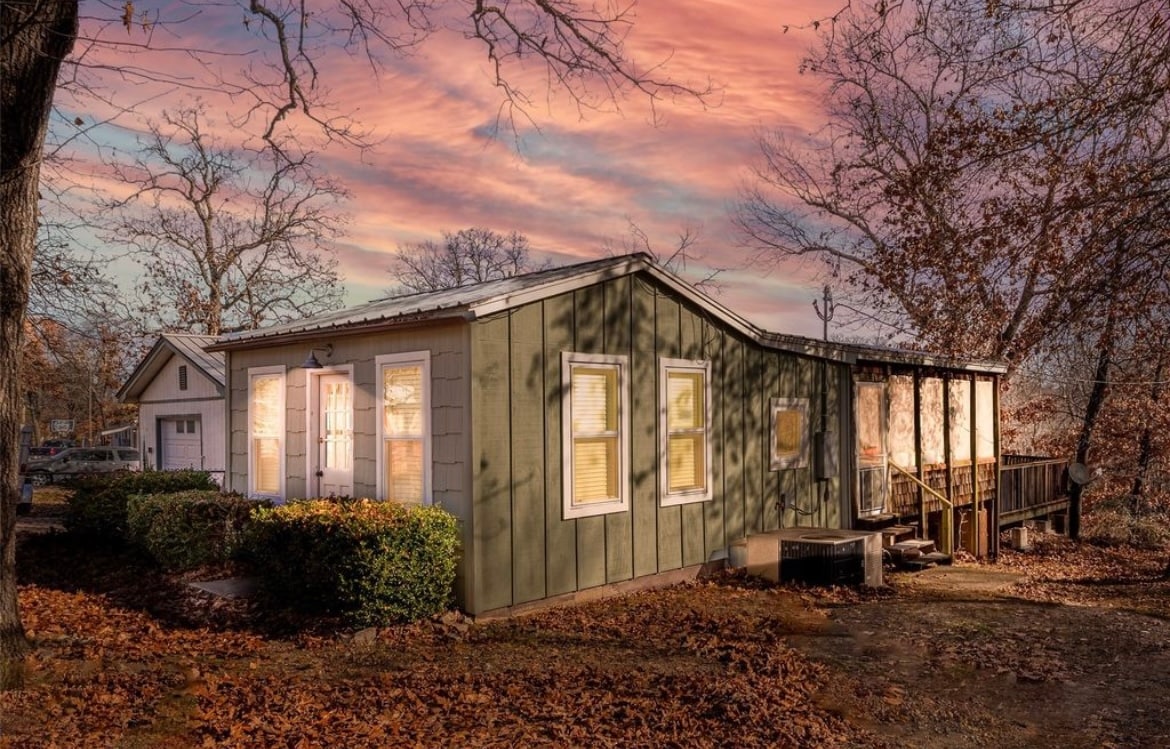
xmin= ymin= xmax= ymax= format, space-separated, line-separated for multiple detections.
xmin=60 ymin=0 xmax=838 ymax=337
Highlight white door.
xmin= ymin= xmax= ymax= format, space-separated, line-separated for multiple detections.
xmin=316 ymin=373 xmax=353 ymax=497
xmin=161 ymin=418 xmax=202 ymax=470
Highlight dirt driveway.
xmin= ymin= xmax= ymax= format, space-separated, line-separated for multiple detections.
xmin=791 ymin=554 xmax=1170 ymax=749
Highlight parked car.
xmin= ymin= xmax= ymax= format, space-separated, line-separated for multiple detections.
xmin=22 ymin=446 xmax=142 ymax=485
xmin=26 ymin=438 xmax=81 ymax=460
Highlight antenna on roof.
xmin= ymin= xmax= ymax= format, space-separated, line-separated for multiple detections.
xmin=813 ymin=285 xmax=835 ymax=342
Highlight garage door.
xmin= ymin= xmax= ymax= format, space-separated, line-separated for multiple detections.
xmin=161 ymin=418 xmax=202 ymax=470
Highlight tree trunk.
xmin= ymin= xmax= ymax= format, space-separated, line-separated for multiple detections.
xmin=1068 ymin=321 xmax=1115 ymax=541
xmin=0 ymin=0 xmax=79 ymax=689
xmin=1129 ymin=358 xmax=1164 ymax=509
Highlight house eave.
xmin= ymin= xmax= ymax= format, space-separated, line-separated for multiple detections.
xmin=206 ymin=308 xmax=473 ymax=352
xmin=118 ymin=334 xmax=226 ymax=403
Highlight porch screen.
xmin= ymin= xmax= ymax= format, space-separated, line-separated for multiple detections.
xmin=976 ymin=380 xmax=995 ymax=459
xmin=888 ymin=375 xmax=916 ymax=469
xmin=920 ymin=377 xmax=945 ymax=465
xmin=563 ymin=352 xmax=629 ymax=519
xmin=249 ymin=370 xmax=284 ymax=496
xmin=949 ymin=379 xmax=972 ymax=463
xmin=661 ymin=360 xmax=711 ymax=502
xmin=856 ymin=383 xmax=884 ymax=468
xmin=382 ymin=364 xmax=425 ymax=503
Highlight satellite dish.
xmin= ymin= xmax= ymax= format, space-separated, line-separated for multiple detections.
xmin=1068 ymin=462 xmax=1092 ymax=485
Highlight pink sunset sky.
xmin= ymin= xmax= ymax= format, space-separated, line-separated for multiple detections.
xmin=58 ymin=1 xmax=838 ymax=338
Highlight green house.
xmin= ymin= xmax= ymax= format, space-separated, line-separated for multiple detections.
xmin=212 ymin=254 xmax=1010 ymax=616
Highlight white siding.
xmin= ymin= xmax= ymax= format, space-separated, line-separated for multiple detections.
xmin=135 ymin=355 xmax=225 ymax=480
xmin=225 ymin=322 xmax=471 ymax=509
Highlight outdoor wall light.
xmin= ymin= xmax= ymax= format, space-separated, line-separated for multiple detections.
xmin=301 ymin=344 xmax=334 ymax=369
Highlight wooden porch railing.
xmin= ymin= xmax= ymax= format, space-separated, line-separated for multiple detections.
xmin=998 ymin=456 xmax=1069 ymax=523
xmin=889 ymin=461 xmax=954 ymax=556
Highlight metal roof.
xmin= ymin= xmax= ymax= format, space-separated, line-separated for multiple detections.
xmin=212 ymin=255 xmax=646 ymax=347
xmin=209 ymin=253 xmax=1006 ymax=374
xmin=117 ymin=333 xmax=226 ymax=402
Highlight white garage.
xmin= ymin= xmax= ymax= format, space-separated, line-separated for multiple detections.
xmin=119 ymin=334 xmax=226 ymax=483
xmin=159 ymin=417 xmax=205 ymax=471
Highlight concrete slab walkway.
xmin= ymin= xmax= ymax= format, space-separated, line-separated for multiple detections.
xmin=188 ymin=577 xmax=259 ymax=599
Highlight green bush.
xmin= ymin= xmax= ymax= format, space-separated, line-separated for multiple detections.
xmin=127 ymin=490 xmax=266 ymax=571
xmin=66 ymin=470 xmax=219 ymax=540
xmin=248 ymin=499 xmax=460 ymax=625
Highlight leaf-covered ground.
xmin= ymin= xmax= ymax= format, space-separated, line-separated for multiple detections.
xmin=4 ymin=503 xmax=1169 ymax=748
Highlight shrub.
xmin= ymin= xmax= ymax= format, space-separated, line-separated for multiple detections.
xmin=127 ymin=490 xmax=267 ymax=571
xmin=1083 ymin=505 xmax=1170 ymax=551
xmin=66 ymin=470 xmax=219 ymax=540
xmin=248 ymin=499 xmax=460 ymax=625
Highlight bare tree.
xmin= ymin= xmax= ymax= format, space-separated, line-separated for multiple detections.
xmin=29 ymin=232 xmax=120 ymax=325
xmin=386 ymin=228 xmax=549 ymax=294
xmin=738 ymin=0 xmax=1170 ymax=539
xmin=2 ymin=0 xmax=712 ymax=681
xmin=604 ymin=219 xmax=722 ymax=292
xmin=738 ymin=0 xmax=1170 ymax=363
xmin=103 ymin=106 xmax=345 ymax=335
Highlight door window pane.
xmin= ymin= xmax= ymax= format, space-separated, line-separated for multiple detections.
xmin=322 ymin=379 xmax=352 ymax=470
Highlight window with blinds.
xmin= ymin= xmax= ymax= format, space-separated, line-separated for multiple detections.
xmin=377 ymin=353 xmax=430 ymax=504
xmin=660 ymin=358 xmax=712 ymax=505
xmin=562 ymin=352 xmax=629 ymax=519
xmin=249 ymin=368 xmax=284 ymax=497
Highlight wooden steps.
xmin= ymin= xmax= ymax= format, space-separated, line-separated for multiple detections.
xmin=886 ymin=538 xmax=952 ymax=569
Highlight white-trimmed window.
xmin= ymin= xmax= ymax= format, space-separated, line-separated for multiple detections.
xmin=376 ymin=352 xmax=431 ymax=504
xmin=248 ymin=366 xmax=285 ymax=498
xmin=659 ymin=358 xmax=712 ymax=505
xmin=562 ymin=352 xmax=629 ymax=519
xmin=771 ymin=397 xmax=810 ymax=470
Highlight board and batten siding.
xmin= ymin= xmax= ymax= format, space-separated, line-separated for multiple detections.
xmin=468 ymin=273 xmax=847 ymax=615
xmin=135 ymin=354 xmax=225 ymax=476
